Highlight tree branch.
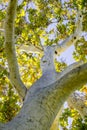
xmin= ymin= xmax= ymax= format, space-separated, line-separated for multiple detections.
xmin=4 ymin=0 xmax=27 ymax=99
xmin=56 ymin=10 xmax=83 ymax=55
xmin=68 ymin=91 xmax=87 ymax=119
xmin=20 ymin=44 xmax=43 ymax=54
xmin=19 ymin=10 xmax=84 ymax=57
xmin=1 ymin=62 xmax=87 ymax=130
xmin=51 ymin=90 xmax=87 ymax=130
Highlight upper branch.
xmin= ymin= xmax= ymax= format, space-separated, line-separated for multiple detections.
xmin=68 ymin=91 xmax=87 ymax=119
xmin=4 ymin=0 xmax=27 ymax=99
xmin=20 ymin=44 xmax=43 ymax=54
xmin=56 ymin=10 xmax=83 ymax=55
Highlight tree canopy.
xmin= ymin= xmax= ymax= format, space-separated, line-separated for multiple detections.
xmin=0 ymin=0 xmax=87 ymax=129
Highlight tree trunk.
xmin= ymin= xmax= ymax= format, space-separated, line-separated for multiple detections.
xmin=0 ymin=63 xmax=87 ymax=130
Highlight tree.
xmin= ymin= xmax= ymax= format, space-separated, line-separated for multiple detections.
xmin=0 ymin=0 xmax=87 ymax=129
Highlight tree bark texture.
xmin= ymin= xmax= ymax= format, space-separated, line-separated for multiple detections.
xmin=0 ymin=63 xmax=87 ymax=130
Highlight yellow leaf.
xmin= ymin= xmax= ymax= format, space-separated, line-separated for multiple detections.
xmin=20 ymin=10 xmax=25 ymax=17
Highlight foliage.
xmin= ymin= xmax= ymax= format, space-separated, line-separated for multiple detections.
xmin=0 ymin=0 xmax=87 ymax=129
xmin=73 ymin=37 xmax=87 ymax=62
xmin=59 ymin=108 xmax=87 ymax=130
xmin=0 ymin=77 xmax=21 ymax=122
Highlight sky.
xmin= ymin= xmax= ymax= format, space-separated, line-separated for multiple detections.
xmin=58 ymin=45 xmax=75 ymax=65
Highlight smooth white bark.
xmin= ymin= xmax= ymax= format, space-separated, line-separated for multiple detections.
xmin=0 ymin=60 xmax=87 ymax=130
xmin=20 ymin=44 xmax=43 ymax=54
xmin=56 ymin=10 xmax=83 ymax=55
xmin=4 ymin=0 xmax=27 ymax=99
